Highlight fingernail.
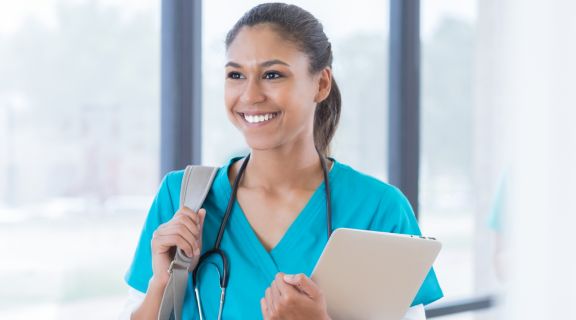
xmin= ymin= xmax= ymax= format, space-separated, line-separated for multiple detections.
xmin=284 ymin=274 xmax=294 ymax=281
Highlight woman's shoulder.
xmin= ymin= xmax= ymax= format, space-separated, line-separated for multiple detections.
xmin=331 ymin=160 xmax=416 ymax=231
xmin=156 ymin=170 xmax=185 ymax=204
xmin=163 ymin=169 xmax=185 ymax=185
xmin=333 ymin=160 xmax=406 ymax=201
xmin=158 ymin=158 xmax=237 ymax=204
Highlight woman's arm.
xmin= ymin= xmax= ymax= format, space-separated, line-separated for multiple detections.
xmin=119 ymin=278 xmax=168 ymax=320
xmin=124 ymin=205 xmax=206 ymax=319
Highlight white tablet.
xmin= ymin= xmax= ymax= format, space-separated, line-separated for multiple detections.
xmin=310 ymin=228 xmax=441 ymax=320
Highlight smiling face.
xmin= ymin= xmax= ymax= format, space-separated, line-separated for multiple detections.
xmin=225 ymin=24 xmax=328 ymax=152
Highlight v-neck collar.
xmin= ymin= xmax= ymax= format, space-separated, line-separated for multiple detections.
xmin=214 ymin=155 xmax=340 ymax=277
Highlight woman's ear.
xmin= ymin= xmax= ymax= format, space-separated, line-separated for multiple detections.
xmin=314 ymin=68 xmax=332 ymax=103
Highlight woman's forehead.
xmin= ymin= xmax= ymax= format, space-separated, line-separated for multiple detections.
xmin=226 ymin=25 xmax=308 ymax=68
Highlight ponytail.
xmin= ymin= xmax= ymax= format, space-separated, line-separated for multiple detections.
xmin=314 ymin=77 xmax=341 ymax=157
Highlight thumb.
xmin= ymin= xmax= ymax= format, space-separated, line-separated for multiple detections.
xmin=198 ymin=208 xmax=207 ymax=227
xmin=283 ymin=273 xmax=320 ymax=299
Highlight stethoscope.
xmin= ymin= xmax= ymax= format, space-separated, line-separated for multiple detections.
xmin=192 ymin=151 xmax=333 ymax=320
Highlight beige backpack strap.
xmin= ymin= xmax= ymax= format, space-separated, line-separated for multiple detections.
xmin=157 ymin=166 xmax=218 ymax=320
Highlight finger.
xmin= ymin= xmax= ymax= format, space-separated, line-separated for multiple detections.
xmin=274 ymin=272 xmax=300 ymax=302
xmin=260 ymin=297 xmax=269 ymax=319
xmin=166 ymin=210 xmax=200 ymax=239
xmin=273 ymin=273 xmax=288 ymax=298
xmin=265 ymin=287 xmax=276 ymax=315
xmin=177 ymin=213 xmax=201 ymax=238
xmin=156 ymin=233 xmax=194 ymax=256
xmin=198 ymin=208 xmax=207 ymax=228
xmin=158 ymin=224 xmax=199 ymax=247
xmin=173 ymin=208 xmax=198 ymax=225
xmin=197 ymin=209 xmax=206 ymax=249
xmin=153 ymin=234 xmax=194 ymax=257
xmin=180 ymin=206 xmax=200 ymax=224
xmin=283 ymin=273 xmax=321 ymax=299
xmin=161 ymin=222 xmax=199 ymax=239
xmin=271 ymin=279 xmax=283 ymax=309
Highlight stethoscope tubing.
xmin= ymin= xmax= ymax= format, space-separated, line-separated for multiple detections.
xmin=192 ymin=151 xmax=332 ymax=319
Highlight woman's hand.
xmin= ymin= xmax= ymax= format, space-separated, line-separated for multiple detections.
xmin=150 ymin=207 xmax=206 ymax=285
xmin=261 ymin=272 xmax=331 ymax=320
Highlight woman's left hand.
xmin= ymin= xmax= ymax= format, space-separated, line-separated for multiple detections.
xmin=261 ymin=272 xmax=331 ymax=320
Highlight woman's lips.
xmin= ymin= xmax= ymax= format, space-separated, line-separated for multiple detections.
xmin=238 ymin=111 xmax=280 ymax=126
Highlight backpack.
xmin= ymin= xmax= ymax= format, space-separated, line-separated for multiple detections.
xmin=158 ymin=165 xmax=218 ymax=320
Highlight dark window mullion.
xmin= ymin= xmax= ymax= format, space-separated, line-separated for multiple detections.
xmin=388 ymin=0 xmax=421 ymax=218
xmin=160 ymin=0 xmax=202 ymax=178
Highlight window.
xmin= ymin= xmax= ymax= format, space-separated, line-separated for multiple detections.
xmin=420 ymin=0 xmax=502 ymax=318
xmin=0 ymin=1 xmax=160 ymax=318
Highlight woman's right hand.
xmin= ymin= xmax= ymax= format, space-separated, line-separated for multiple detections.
xmin=150 ymin=207 xmax=207 ymax=284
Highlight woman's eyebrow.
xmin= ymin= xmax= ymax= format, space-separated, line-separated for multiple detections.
xmin=225 ymin=59 xmax=291 ymax=68
xmin=260 ymin=59 xmax=290 ymax=68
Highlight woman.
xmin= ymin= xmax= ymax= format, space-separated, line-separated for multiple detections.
xmin=123 ymin=3 xmax=442 ymax=319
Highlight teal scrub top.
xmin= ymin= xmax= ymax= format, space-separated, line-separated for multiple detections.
xmin=125 ymin=157 xmax=443 ymax=319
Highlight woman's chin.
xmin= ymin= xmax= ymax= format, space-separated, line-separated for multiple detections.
xmin=243 ymin=137 xmax=280 ymax=152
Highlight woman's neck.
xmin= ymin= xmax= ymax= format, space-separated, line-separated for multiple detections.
xmin=239 ymin=143 xmax=326 ymax=192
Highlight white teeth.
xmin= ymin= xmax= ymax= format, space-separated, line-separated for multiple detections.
xmin=242 ymin=112 xmax=277 ymax=124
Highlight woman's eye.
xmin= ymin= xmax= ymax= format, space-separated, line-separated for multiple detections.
xmin=227 ymin=72 xmax=244 ymax=79
xmin=263 ymin=71 xmax=282 ymax=80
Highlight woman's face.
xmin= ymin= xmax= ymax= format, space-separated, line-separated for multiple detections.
xmin=225 ymin=24 xmax=330 ymax=152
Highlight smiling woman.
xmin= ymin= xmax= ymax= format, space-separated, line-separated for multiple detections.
xmin=123 ymin=3 xmax=441 ymax=320
xmin=223 ymin=22 xmax=336 ymax=156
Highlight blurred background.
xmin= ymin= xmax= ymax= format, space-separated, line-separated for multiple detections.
xmin=0 ymin=0 xmax=574 ymax=319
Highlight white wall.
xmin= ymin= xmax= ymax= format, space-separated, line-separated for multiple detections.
xmin=499 ymin=0 xmax=576 ymax=318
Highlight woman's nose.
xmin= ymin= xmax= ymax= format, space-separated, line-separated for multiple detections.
xmin=240 ymin=78 xmax=266 ymax=105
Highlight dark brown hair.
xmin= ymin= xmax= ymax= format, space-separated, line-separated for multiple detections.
xmin=225 ymin=3 xmax=341 ymax=157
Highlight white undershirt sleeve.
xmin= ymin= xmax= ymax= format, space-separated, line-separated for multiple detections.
xmin=118 ymin=286 xmax=146 ymax=320
xmin=402 ymin=304 xmax=426 ymax=320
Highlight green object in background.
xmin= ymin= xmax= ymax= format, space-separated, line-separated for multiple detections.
xmin=488 ymin=173 xmax=508 ymax=232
